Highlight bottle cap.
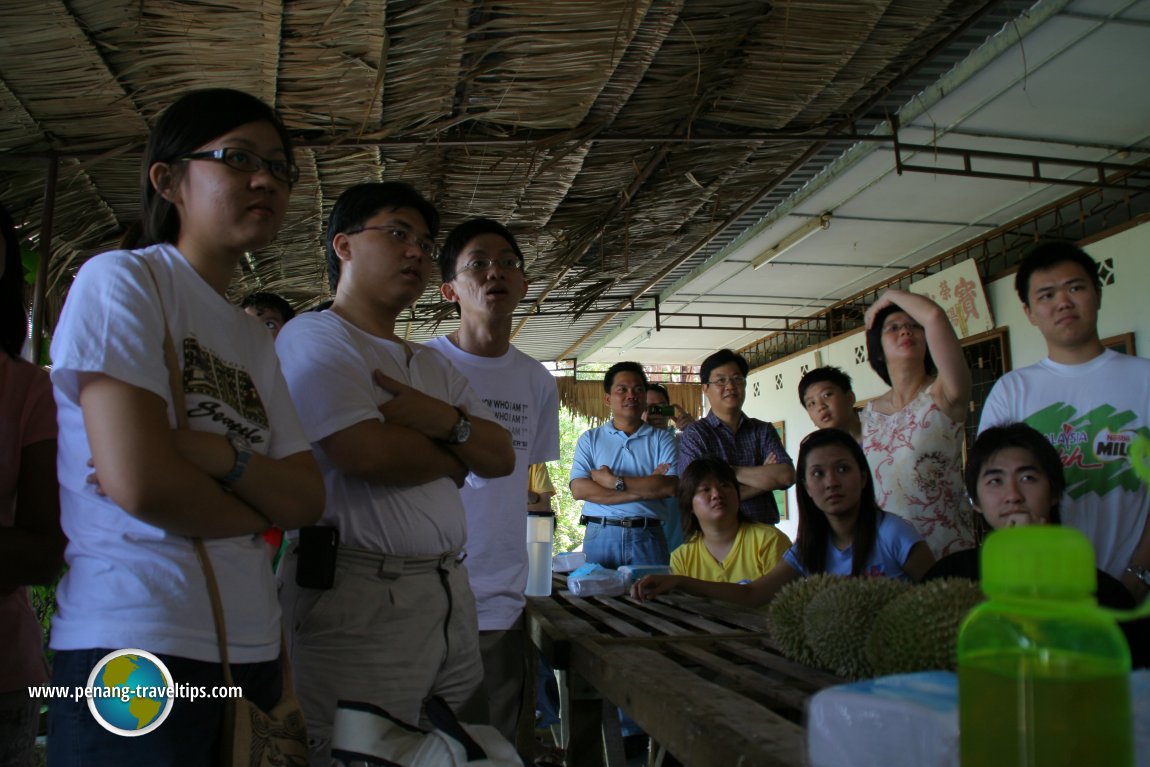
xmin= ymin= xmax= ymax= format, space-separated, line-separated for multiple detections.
xmin=980 ymin=526 xmax=1096 ymax=599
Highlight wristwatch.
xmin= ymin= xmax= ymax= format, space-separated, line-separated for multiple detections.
xmin=447 ymin=407 xmax=472 ymax=445
xmin=222 ymin=430 xmax=253 ymax=486
xmin=614 ymin=475 xmax=626 ymax=492
xmin=1127 ymin=565 xmax=1150 ymax=588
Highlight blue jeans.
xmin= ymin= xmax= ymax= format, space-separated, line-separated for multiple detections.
xmin=582 ymin=521 xmax=669 ymax=569
xmin=47 ymin=649 xmax=281 ymax=766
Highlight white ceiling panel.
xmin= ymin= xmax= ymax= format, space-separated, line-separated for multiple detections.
xmin=956 ymin=23 xmax=1150 ymax=144
xmin=583 ymin=3 xmax=1149 ymax=365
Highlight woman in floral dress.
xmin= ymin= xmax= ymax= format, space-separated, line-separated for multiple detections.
xmin=861 ymin=289 xmax=975 ymax=558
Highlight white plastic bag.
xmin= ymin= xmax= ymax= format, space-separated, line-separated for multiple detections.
xmin=566 ymin=563 xmax=627 ymax=597
xmin=552 ymin=550 xmax=586 ymax=573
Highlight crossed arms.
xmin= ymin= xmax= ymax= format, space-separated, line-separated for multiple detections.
xmin=319 ymin=370 xmax=514 ymax=486
xmin=79 ymin=373 xmax=323 ymax=538
xmin=569 ymin=464 xmax=677 ymax=504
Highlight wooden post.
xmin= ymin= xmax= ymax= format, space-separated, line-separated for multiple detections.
xmin=27 ymin=154 xmax=57 ymax=365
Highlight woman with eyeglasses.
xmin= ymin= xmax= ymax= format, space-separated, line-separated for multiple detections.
xmin=46 ymin=88 xmax=323 ymax=763
xmin=632 ymin=428 xmax=934 ymax=608
xmin=860 ymin=289 xmax=976 ymax=559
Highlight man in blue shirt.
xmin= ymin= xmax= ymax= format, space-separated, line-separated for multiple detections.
xmin=680 ymin=349 xmax=794 ymax=524
xmin=570 ymin=362 xmax=678 ymax=567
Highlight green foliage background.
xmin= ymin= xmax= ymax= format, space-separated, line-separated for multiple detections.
xmin=545 ymin=406 xmax=598 ymax=554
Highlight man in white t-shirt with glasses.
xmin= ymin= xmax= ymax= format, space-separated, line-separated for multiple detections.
xmin=425 ymin=218 xmax=560 ymax=745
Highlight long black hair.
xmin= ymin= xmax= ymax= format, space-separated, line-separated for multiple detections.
xmin=794 ymin=428 xmax=880 ymax=576
xmin=137 ymin=88 xmax=295 ymax=248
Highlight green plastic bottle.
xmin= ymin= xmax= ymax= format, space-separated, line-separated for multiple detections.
xmin=957 ymin=526 xmax=1132 ymax=767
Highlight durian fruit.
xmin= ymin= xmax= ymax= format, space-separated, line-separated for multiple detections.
xmin=866 ymin=577 xmax=986 ymax=676
xmin=803 ymin=578 xmax=913 ymax=679
xmin=767 ymin=573 xmax=841 ymax=666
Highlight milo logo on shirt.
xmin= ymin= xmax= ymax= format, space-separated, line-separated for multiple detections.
xmin=1094 ymin=429 xmax=1135 ymax=461
xmin=1027 ymin=402 xmax=1150 ymax=499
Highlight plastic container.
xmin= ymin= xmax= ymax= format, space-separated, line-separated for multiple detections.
xmin=525 ymin=511 xmax=554 ymax=597
xmin=552 ymin=550 xmax=586 ymax=573
xmin=567 ymin=563 xmax=628 ymax=597
xmin=807 ymin=669 xmax=1150 ymax=767
xmin=957 ymin=526 xmax=1132 ymax=767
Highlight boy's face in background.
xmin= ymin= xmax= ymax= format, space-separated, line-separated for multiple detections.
xmin=245 ymin=305 xmax=286 ymax=339
xmin=803 ymin=381 xmax=856 ymax=431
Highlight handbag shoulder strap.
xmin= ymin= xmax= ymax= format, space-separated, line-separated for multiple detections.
xmin=193 ymin=539 xmax=237 ymax=687
xmin=140 ymin=255 xmax=188 ymax=430
xmin=140 ymin=257 xmax=235 ymax=684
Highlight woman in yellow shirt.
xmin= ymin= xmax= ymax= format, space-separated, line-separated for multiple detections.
xmin=671 ymin=457 xmax=791 ymax=584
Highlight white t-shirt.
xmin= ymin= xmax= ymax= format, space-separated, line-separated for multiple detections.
xmin=979 ymin=349 xmax=1150 ymax=578
xmin=275 ymin=312 xmax=493 ymax=556
xmin=424 ymin=336 xmax=560 ymax=631
xmin=49 ymin=244 xmax=310 ymax=663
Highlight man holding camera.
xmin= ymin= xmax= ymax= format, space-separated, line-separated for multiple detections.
xmin=679 ymin=349 xmax=794 ymax=525
xmin=642 ymin=383 xmax=695 ymax=550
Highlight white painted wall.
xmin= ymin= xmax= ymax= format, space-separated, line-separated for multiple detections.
xmin=741 ymin=220 xmax=1150 ymax=544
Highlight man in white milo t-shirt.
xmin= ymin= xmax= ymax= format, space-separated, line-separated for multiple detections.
xmin=979 ymin=241 xmax=1150 ymax=602
xmin=425 ymin=218 xmax=560 ymax=744
xmin=275 ymin=183 xmax=515 ymax=765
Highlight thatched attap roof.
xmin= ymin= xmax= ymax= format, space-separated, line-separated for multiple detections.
xmin=0 ymin=0 xmax=1003 ymax=361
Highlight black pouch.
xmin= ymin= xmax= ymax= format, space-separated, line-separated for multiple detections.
xmin=295 ymin=526 xmax=339 ymax=590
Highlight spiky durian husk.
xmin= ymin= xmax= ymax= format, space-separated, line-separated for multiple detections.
xmin=803 ymin=578 xmax=913 ymax=679
xmin=865 ymin=577 xmax=986 ymax=676
xmin=767 ymin=573 xmax=841 ymax=666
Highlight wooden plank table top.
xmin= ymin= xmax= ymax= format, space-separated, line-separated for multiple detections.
xmin=526 ymin=577 xmax=842 ymax=767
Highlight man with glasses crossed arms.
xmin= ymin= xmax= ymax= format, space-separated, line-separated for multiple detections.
xmin=679 ymin=349 xmax=795 ymax=525
xmin=274 ymin=183 xmax=514 ymax=764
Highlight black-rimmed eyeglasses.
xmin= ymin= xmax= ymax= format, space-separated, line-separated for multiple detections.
xmin=178 ymin=147 xmax=300 ymax=185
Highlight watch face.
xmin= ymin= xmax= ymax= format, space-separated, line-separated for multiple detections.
xmin=452 ymin=416 xmax=471 ymax=444
xmin=227 ymin=430 xmax=252 ymax=451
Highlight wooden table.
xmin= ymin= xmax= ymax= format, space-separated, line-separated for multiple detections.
xmin=526 ymin=576 xmax=842 ymax=767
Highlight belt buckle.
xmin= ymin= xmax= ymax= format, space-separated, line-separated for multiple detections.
xmin=376 ymin=554 xmax=404 ymax=580
xmin=623 ymin=517 xmax=638 ymax=529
